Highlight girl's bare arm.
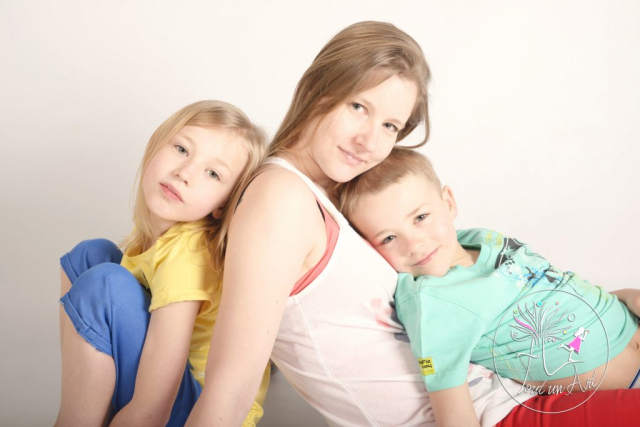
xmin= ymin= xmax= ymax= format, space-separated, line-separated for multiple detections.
xmin=110 ymin=300 xmax=202 ymax=427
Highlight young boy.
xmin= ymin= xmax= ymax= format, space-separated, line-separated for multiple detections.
xmin=337 ymin=148 xmax=640 ymax=424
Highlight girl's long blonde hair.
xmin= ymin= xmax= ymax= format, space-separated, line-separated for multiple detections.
xmin=269 ymin=21 xmax=431 ymax=158
xmin=123 ymin=100 xmax=267 ymax=271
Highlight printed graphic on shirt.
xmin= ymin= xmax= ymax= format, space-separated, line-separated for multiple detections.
xmin=490 ymin=237 xmax=610 ymax=414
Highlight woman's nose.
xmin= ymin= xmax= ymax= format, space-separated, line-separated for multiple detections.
xmin=354 ymin=122 xmax=377 ymax=152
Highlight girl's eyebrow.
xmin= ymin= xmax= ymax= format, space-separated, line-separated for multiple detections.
xmin=210 ymin=159 xmax=231 ymax=176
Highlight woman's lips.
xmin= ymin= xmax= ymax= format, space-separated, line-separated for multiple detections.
xmin=339 ymin=147 xmax=364 ymax=166
xmin=161 ymin=183 xmax=182 ymax=202
xmin=414 ymin=248 xmax=438 ymax=266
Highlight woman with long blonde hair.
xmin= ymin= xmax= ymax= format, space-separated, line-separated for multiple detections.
xmin=186 ymin=22 xmax=640 ymax=427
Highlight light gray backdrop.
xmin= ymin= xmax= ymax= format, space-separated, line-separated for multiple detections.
xmin=1 ymin=1 xmax=639 ymax=426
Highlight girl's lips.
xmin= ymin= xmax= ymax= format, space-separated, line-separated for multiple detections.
xmin=414 ymin=248 xmax=438 ymax=266
xmin=160 ymin=183 xmax=182 ymax=202
xmin=339 ymin=147 xmax=364 ymax=166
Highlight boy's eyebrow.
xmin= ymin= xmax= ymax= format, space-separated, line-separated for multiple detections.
xmin=406 ymin=204 xmax=428 ymax=219
xmin=371 ymin=204 xmax=429 ymax=241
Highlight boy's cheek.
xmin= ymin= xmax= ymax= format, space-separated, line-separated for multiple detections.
xmin=383 ymin=251 xmax=405 ymax=273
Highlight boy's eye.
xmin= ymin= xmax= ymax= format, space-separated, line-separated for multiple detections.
xmin=415 ymin=214 xmax=428 ymax=223
xmin=384 ymin=123 xmax=399 ymax=132
xmin=381 ymin=235 xmax=396 ymax=245
xmin=175 ymin=145 xmax=188 ymax=155
xmin=207 ymin=170 xmax=220 ymax=180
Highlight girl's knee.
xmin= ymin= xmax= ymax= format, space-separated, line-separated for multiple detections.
xmin=72 ymin=239 xmax=122 ymax=265
xmin=64 ymin=264 xmax=150 ymax=329
xmin=70 ymin=264 xmax=141 ymax=303
xmin=61 ymin=239 xmax=123 ymax=282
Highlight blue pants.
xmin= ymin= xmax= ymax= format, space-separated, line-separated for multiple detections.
xmin=60 ymin=239 xmax=202 ymax=426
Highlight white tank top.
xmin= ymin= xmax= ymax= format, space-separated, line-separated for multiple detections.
xmin=265 ymin=157 xmax=532 ymax=427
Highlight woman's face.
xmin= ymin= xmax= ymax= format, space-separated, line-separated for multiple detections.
xmin=303 ymin=75 xmax=419 ymax=187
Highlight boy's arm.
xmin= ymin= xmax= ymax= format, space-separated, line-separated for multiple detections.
xmin=110 ymin=300 xmax=202 ymax=427
xmin=611 ymin=288 xmax=640 ymax=318
xmin=429 ymin=383 xmax=480 ymax=427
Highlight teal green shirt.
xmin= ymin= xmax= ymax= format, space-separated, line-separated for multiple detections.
xmin=395 ymin=229 xmax=638 ymax=392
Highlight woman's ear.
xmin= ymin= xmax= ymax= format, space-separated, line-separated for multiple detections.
xmin=212 ymin=207 xmax=224 ymax=219
xmin=441 ymin=185 xmax=458 ymax=221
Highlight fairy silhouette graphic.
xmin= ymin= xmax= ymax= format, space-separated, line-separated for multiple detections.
xmin=558 ymin=327 xmax=589 ymax=362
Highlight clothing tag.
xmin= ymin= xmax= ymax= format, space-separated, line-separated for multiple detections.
xmin=418 ymin=357 xmax=435 ymax=376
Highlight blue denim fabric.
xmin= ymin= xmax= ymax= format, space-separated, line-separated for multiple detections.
xmin=60 ymin=239 xmax=201 ymax=426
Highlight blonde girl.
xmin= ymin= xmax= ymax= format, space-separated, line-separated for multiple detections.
xmin=56 ymin=100 xmax=269 ymax=427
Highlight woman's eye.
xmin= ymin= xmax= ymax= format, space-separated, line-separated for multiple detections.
xmin=175 ymin=145 xmax=188 ymax=155
xmin=415 ymin=214 xmax=428 ymax=223
xmin=207 ymin=170 xmax=220 ymax=180
xmin=384 ymin=123 xmax=399 ymax=132
xmin=381 ymin=235 xmax=396 ymax=245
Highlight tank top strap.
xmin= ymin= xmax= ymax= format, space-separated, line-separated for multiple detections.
xmin=263 ymin=157 xmax=349 ymax=227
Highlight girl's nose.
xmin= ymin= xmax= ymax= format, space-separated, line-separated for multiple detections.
xmin=175 ymin=163 xmax=195 ymax=184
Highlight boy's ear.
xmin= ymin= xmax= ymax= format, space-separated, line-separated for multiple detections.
xmin=441 ymin=185 xmax=458 ymax=221
xmin=212 ymin=206 xmax=224 ymax=219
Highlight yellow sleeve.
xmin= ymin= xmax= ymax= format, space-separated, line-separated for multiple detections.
xmin=148 ymin=232 xmax=218 ymax=312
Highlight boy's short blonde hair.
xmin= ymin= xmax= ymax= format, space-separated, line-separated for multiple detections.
xmin=337 ymin=148 xmax=442 ymax=219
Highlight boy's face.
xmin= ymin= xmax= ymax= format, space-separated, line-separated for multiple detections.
xmin=350 ymin=172 xmax=466 ymax=277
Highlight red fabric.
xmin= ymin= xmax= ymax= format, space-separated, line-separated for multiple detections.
xmin=496 ymin=389 xmax=640 ymax=426
xmin=290 ymin=201 xmax=339 ymax=296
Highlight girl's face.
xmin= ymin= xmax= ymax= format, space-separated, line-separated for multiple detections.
xmin=142 ymin=125 xmax=249 ymax=237
xmin=300 ymin=75 xmax=418 ymax=188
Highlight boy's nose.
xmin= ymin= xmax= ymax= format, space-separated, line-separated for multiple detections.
xmin=405 ymin=236 xmax=425 ymax=257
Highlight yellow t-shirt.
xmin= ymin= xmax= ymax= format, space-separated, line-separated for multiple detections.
xmin=121 ymin=221 xmax=269 ymax=426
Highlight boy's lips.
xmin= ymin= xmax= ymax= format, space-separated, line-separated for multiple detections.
xmin=413 ymin=248 xmax=438 ymax=266
xmin=339 ymin=147 xmax=364 ymax=166
xmin=160 ymin=183 xmax=182 ymax=202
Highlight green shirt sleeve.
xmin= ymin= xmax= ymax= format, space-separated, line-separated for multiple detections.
xmin=397 ymin=287 xmax=487 ymax=392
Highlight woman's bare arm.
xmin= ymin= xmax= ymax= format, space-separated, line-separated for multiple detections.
xmin=186 ymin=168 xmax=324 ymax=426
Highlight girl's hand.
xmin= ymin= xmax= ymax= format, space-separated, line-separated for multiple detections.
xmin=110 ymin=300 xmax=202 ymax=427
xmin=611 ymin=288 xmax=640 ymax=318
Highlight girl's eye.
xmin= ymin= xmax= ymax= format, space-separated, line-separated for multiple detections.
xmin=351 ymin=102 xmax=365 ymax=112
xmin=207 ymin=170 xmax=220 ymax=180
xmin=381 ymin=235 xmax=396 ymax=245
xmin=384 ymin=123 xmax=399 ymax=132
xmin=175 ymin=145 xmax=188 ymax=155
xmin=415 ymin=214 xmax=428 ymax=223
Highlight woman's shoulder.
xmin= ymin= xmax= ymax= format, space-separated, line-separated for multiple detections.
xmin=240 ymin=165 xmax=319 ymax=212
